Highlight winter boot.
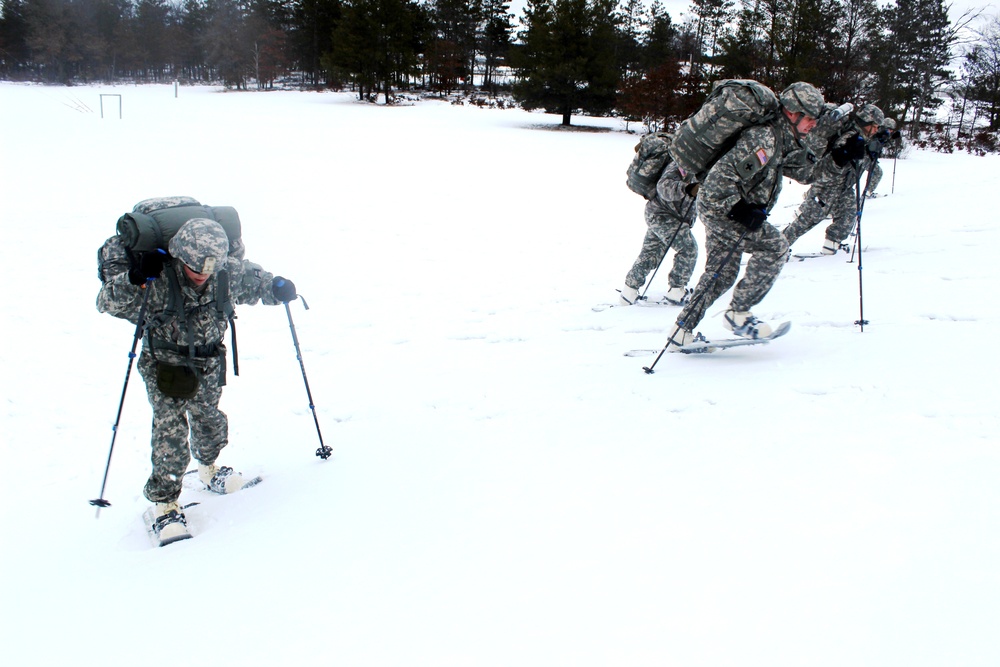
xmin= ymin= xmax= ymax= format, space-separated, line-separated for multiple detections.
xmin=666 ymin=328 xmax=696 ymax=351
xmin=723 ymin=309 xmax=773 ymax=339
xmin=618 ymin=285 xmax=640 ymax=306
xmin=198 ymin=463 xmax=247 ymax=495
xmin=662 ymin=286 xmax=692 ymax=306
xmin=667 ymin=329 xmax=714 ymax=353
xmin=152 ymin=502 xmax=191 ymax=546
xmin=671 ymin=329 xmax=694 ymax=346
xmin=821 ymin=238 xmax=841 ymax=255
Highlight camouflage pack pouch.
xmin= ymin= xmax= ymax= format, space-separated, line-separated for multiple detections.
xmin=155 ymin=362 xmax=200 ymax=399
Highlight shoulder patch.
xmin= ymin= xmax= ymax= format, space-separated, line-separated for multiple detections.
xmin=737 ymin=147 xmax=771 ymax=180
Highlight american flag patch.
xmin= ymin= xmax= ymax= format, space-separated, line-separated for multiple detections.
xmin=755 ymin=149 xmax=769 ymax=165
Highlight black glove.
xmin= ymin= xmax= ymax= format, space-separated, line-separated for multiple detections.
xmin=867 ymin=137 xmax=885 ymax=159
xmin=127 ymin=250 xmax=166 ymax=285
xmin=727 ymin=199 xmax=769 ymax=231
xmin=831 ymin=136 xmax=867 ymax=166
xmin=272 ymin=276 xmax=297 ymax=302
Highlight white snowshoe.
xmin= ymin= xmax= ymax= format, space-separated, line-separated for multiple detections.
xmin=143 ymin=502 xmax=192 ymax=547
xmin=198 ymin=464 xmax=261 ymax=495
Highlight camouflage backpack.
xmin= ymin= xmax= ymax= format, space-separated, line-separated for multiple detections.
xmin=626 ymin=132 xmax=674 ymax=200
xmin=97 ymin=196 xmax=243 ymax=283
xmin=668 ymin=79 xmax=780 ymax=180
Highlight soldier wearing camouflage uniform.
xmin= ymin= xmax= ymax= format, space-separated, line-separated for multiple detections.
xmin=619 ymin=162 xmax=700 ymax=306
xmin=671 ymin=82 xmax=825 ymax=347
xmin=97 ymin=212 xmax=297 ymax=544
xmin=783 ymin=104 xmax=885 ymax=255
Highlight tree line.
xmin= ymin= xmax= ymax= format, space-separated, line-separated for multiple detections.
xmin=0 ymin=0 xmax=516 ymax=93
xmin=1 ymin=0 xmax=997 ymax=143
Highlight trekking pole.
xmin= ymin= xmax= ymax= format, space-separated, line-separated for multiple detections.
xmin=283 ymin=295 xmax=332 ymax=460
xmin=643 ymin=226 xmax=751 ymax=374
xmin=90 ymin=280 xmax=153 ymax=517
xmin=855 ymin=213 xmax=868 ymax=331
xmin=848 ymin=160 xmax=878 ymax=264
xmin=851 ymin=157 xmax=878 ymax=331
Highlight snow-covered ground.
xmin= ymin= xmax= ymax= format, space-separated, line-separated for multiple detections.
xmin=1 ymin=82 xmax=997 ymax=667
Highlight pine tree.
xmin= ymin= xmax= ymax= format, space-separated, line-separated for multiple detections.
xmin=511 ymin=0 xmax=620 ymax=126
xmin=326 ymin=0 xmax=423 ymax=103
xmin=202 ymin=0 xmax=250 ymax=89
xmin=641 ymin=0 xmax=677 ymax=71
xmin=616 ymin=0 xmax=644 ymax=84
xmin=780 ymin=0 xmax=835 ymax=86
xmin=715 ymin=0 xmax=772 ymax=83
xmin=290 ymin=0 xmax=342 ymax=87
xmin=175 ymin=0 xmax=211 ymax=81
xmin=134 ymin=0 xmax=171 ymax=80
xmin=479 ymin=0 xmax=512 ymax=94
xmin=881 ymin=0 xmax=953 ymax=136
xmin=0 ymin=0 xmax=31 ymax=78
xmin=821 ymin=0 xmax=881 ymax=104
xmin=426 ymin=0 xmax=480 ymax=92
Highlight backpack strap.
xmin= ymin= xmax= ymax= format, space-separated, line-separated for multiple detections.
xmin=704 ymin=84 xmax=779 ymax=178
xmin=145 ymin=263 xmax=239 ymax=377
xmin=144 ymin=264 xmax=191 ymax=365
xmin=170 ymin=267 xmax=198 ymax=361
xmin=213 ymin=269 xmax=239 ymax=377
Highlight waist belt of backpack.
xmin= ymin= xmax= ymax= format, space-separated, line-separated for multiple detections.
xmin=149 ymin=339 xmax=222 ymax=358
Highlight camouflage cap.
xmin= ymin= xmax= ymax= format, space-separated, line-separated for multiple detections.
xmin=168 ymin=218 xmax=229 ymax=275
xmin=133 ymin=196 xmax=201 ymax=215
xmin=855 ymin=104 xmax=885 ymax=127
xmin=779 ymin=82 xmax=825 ymax=118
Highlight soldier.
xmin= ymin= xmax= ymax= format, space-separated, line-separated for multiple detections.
xmin=619 ymin=161 xmax=699 ymax=306
xmin=782 ymin=103 xmax=885 ymax=255
xmin=97 ymin=216 xmax=297 ymax=545
xmin=670 ymin=81 xmax=826 ymax=347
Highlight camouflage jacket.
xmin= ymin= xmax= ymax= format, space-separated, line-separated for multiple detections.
xmin=697 ymin=114 xmax=817 ymax=221
xmin=648 ymin=162 xmax=698 ymax=225
xmin=97 ymin=257 xmax=281 ymax=364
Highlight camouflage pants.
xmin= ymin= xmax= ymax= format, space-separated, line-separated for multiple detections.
xmin=624 ymin=208 xmax=698 ymax=291
xmin=137 ymin=351 xmax=228 ymax=503
xmin=783 ymin=184 xmax=858 ymax=246
xmin=865 ymin=162 xmax=883 ymax=196
xmin=676 ymin=215 xmax=788 ymax=332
